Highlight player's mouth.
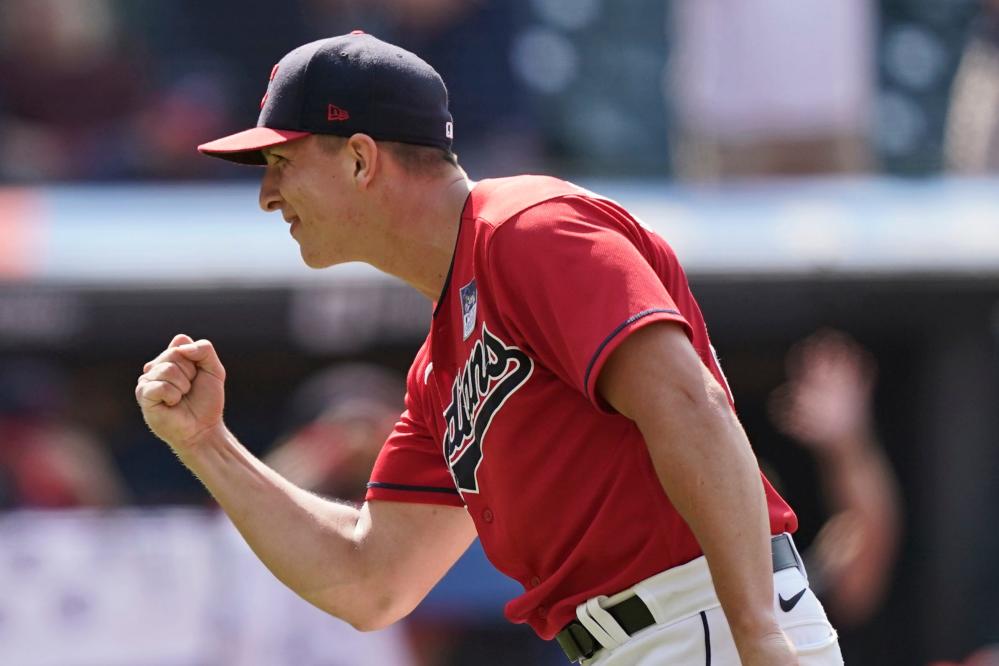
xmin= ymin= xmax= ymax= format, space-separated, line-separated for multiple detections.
xmin=286 ymin=216 xmax=301 ymax=235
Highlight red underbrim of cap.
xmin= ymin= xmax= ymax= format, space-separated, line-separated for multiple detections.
xmin=197 ymin=127 xmax=312 ymax=165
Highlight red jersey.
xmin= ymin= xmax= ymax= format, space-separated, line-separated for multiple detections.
xmin=365 ymin=176 xmax=797 ymax=639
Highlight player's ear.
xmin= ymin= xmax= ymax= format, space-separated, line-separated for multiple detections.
xmin=345 ymin=133 xmax=379 ymax=189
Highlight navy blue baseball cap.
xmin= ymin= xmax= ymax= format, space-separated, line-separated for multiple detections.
xmin=198 ymin=31 xmax=454 ymax=165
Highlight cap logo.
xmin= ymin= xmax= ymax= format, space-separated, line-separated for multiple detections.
xmin=327 ymin=104 xmax=350 ymax=122
xmin=445 ymin=121 xmax=453 ymax=139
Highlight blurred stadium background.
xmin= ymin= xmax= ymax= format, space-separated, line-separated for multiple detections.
xmin=1 ymin=0 xmax=998 ymax=664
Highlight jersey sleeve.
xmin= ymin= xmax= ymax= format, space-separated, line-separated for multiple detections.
xmin=365 ymin=349 xmax=464 ymax=507
xmin=486 ymin=196 xmax=693 ymax=410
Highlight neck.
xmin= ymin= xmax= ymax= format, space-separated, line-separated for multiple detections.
xmin=372 ymin=171 xmax=473 ymax=302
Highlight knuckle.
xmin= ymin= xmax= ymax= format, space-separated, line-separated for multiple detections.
xmin=177 ymin=359 xmax=197 ymax=379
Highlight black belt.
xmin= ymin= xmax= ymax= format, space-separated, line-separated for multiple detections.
xmin=555 ymin=534 xmax=802 ymax=663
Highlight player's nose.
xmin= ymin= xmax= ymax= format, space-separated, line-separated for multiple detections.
xmin=258 ymin=165 xmax=282 ymax=213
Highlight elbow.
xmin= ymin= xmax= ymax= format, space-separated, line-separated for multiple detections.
xmin=343 ymin=596 xmax=412 ymax=632
xmin=313 ymin=580 xmax=413 ymax=633
xmin=348 ymin=609 xmax=400 ymax=633
xmin=346 ymin=585 xmax=409 ymax=631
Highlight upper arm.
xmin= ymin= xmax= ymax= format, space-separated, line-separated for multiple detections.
xmin=597 ymin=320 xmax=731 ymax=430
xmin=595 ymin=320 xmax=764 ymax=547
xmin=344 ymin=499 xmax=476 ymax=629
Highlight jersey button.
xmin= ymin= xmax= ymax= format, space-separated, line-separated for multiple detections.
xmin=482 ymin=508 xmax=494 ymax=523
xmin=529 ymin=576 xmax=541 ymax=588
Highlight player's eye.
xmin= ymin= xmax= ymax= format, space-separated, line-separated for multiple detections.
xmin=266 ymin=151 xmax=288 ymax=166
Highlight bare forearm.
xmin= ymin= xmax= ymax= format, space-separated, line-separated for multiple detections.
xmin=135 ymin=337 xmax=474 ymax=631
xmin=178 ymin=425 xmax=376 ymax=620
xmin=651 ymin=412 xmax=775 ymax=624
xmin=639 ymin=378 xmax=782 ymax=653
xmin=597 ymin=323 xmax=796 ymax=663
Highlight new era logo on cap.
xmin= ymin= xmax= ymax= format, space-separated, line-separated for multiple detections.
xmin=445 ymin=121 xmax=453 ymax=139
xmin=327 ymin=104 xmax=350 ymax=122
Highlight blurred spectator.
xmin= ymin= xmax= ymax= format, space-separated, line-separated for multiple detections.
xmin=117 ymin=0 xmax=306 ymax=179
xmin=0 ymin=0 xmax=268 ymax=181
xmin=0 ymin=0 xmax=149 ymax=181
xmin=769 ymin=330 xmax=902 ymax=628
xmin=0 ymin=358 xmax=125 ymax=507
xmin=0 ymin=0 xmax=618 ymax=181
xmin=945 ymin=0 xmax=999 ymax=173
xmin=668 ymin=0 xmax=877 ymax=179
xmin=264 ymin=363 xmax=404 ymax=500
xmin=128 ymin=71 xmax=235 ymax=179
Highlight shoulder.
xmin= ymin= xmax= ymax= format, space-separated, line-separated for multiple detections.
xmin=465 ymin=177 xmax=669 ymax=285
xmin=481 ymin=185 xmax=651 ymax=261
xmin=468 ymin=175 xmax=599 ymax=228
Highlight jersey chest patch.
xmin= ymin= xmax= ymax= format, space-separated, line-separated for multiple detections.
xmin=441 ymin=323 xmax=533 ymax=494
xmin=460 ymin=279 xmax=478 ymax=340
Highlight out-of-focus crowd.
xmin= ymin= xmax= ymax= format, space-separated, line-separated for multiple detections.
xmin=0 ymin=0 xmax=540 ymax=181
xmin=3 ymin=0 xmax=999 ymax=183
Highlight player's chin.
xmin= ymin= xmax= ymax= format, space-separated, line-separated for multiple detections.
xmin=300 ymin=248 xmax=342 ymax=270
xmin=301 ymin=254 xmax=329 ymax=270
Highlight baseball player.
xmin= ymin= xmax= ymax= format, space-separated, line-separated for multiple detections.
xmin=135 ymin=33 xmax=842 ymax=664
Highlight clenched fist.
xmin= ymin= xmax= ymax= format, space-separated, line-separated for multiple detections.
xmin=136 ymin=334 xmax=227 ymax=451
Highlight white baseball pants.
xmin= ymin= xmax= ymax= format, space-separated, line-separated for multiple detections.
xmin=578 ymin=545 xmax=842 ymax=665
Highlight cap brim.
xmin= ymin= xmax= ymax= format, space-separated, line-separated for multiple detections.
xmin=197 ymin=127 xmax=312 ymax=165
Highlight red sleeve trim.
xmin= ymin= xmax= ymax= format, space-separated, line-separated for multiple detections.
xmin=584 ymin=309 xmax=692 ymax=409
